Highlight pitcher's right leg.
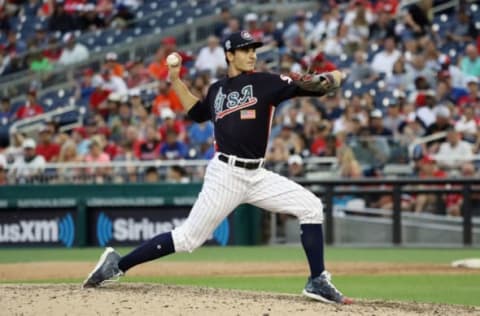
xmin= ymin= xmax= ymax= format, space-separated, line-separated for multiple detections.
xmin=172 ymin=157 xmax=245 ymax=252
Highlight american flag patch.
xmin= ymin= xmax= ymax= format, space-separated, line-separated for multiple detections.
xmin=240 ymin=109 xmax=256 ymax=120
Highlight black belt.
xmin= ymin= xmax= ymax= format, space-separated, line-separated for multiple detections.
xmin=218 ymin=154 xmax=263 ymax=170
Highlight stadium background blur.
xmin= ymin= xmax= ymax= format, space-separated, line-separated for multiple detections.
xmin=0 ymin=0 xmax=480 ymax=218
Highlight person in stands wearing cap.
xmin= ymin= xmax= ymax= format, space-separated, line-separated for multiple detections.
xmin=103 ymin=52 xmax=125 ymax=78
xmin=152 ymin=80 xmax=183 ymax=115
xmin=101 ymin=68 xmax=128 ymax=96
xmin=369 ymin=109 xmax=392 ymax=136
xmin=58 ymin=32 xmax=90 ymax=66
xmin=9 ymin=138 xmax=46 ymax=184
xmin=15 ymin=90 xmax=44 ymax=120
xmin=89 ymin=75 xmax=110 ymax=117
xmin=157 ymin=107 xmax=186 ymax=141
xmin=36 ymin=124 xmax=61 ymax=162
xmin=244 ymin=13 xmax=264 ymax=41
xmin=310 ymin=52 xmax=337 ymax=73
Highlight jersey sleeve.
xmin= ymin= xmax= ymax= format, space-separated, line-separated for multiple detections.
xmin=262 ymin=73 xmax=325 ymax=105
xmin=187 ymin=100 xmax=212 ymax=123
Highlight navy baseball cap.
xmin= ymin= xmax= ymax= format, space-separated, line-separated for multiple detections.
xmin=223 ymin=31 xmax=263 ymax=52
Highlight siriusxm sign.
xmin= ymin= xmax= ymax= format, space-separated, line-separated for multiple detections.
xmin=0 ymin=213 xmax=75 ymax=247
xmin=96 ymin=212 xmax=230 ymax=246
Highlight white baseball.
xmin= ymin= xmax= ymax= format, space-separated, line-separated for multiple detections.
xmin=167 ymin=53 xmax=180 ymax=67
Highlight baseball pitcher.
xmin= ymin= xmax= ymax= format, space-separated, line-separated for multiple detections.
xmin=83 ymin=30 xmax=352 ymax=305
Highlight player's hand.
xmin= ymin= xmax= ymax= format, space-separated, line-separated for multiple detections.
xmin=167 ymin=52 xmax=182 ymax=82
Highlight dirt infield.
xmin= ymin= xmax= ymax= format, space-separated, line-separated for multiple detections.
xmin=1 ymin=261 xmax=480 ymax=315
xmin=1 ymin=283 xmax=479 ymax=316
xmin=2 ymin=261 xmax=480 ymax=281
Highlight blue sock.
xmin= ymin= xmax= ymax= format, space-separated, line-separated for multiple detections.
xmin=300 ymin=224 xmax=325 ymax=279
xmin=118 ymin=232 xmax=175 ymax=273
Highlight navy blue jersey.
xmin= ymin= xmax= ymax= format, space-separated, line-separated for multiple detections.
xmin=188 ymin=72 xmax=324 ymax=159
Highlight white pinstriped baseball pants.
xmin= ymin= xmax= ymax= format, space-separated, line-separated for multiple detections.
xmin=172 ymin=153 xmax=324 ymax=252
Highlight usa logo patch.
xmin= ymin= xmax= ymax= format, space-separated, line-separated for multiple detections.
xmin=240 ymin=109 xmax=256 ymax=120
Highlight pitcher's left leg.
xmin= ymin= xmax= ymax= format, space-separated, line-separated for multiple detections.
xmin=245 ymin=169 xmax=352 ymax=304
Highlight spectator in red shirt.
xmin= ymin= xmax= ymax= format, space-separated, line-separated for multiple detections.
xmin=89 ymin=75 xmax=111 ymax=118
xmin=414 ymin=155 xmax=447 ymax=213
xmin=15 ymin=90 xmax=44 ymax=120
xmin=157 ymin=108 xmax=186 ymax=141
xmin=310 ymin=52 xmax=337 ymax=73
xmin=36 ymin=125 xmax=61 ymax=162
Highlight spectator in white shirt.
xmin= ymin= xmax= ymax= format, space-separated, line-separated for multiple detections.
xmin=455 ymin=106 xmax=478 ymax=142
xmin=194 ymin=35 xmax=227 ymax=78
xmin=437 ymin=128 xmax=473 ymax=169
xmin=371 ymin=36 xmax=401 ymax=76
xmin=58 ymin=33 xmax=90 ymax=66
xmin=102 ymin=69 xmax=128 ymax=97
xmin=9 ymin=138 xmax=46 ymax=184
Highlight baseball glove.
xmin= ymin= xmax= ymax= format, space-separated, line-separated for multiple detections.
xmin=290 ymin=70 xmax=344 ymax=95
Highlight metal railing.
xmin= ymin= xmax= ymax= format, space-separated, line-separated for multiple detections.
xmin=296 ymin=177 xmax=480 ymax=246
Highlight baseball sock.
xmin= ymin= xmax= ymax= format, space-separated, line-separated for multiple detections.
xmin=300 ymin=223 xmax=325 ymax=279
xmin=118 ymin=232 xmax=175 ymax=273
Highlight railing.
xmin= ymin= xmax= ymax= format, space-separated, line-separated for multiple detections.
xmin=4 ymin=156 xmax=339 ymax=185
xmin=295 ymin=178 xmax=480 ymax=246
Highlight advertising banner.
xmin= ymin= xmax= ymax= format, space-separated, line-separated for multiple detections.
xmin=89 ymin=207 xmax=233 ymax=247
xmin=0 ymin=209 xmax=76 ymax=247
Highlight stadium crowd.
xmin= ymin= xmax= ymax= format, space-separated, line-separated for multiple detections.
xmin=1 ymin=0 xmax=480 ymax=215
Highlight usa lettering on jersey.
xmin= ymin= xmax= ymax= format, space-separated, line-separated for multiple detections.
xmin=214 ymin=85 xmax=258 ymax=120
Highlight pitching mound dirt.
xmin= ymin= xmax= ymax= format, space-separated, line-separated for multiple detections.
xmin=2 ymin=283 xmax=479 ymax=316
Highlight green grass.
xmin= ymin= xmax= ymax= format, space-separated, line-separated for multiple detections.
xmin=2 ymin=247 xmax=480 ymax=306
xmin=0 ymin=246 xmax=479 ymax=264
xmin=4 ymin=275 xmax=480 ymax=306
